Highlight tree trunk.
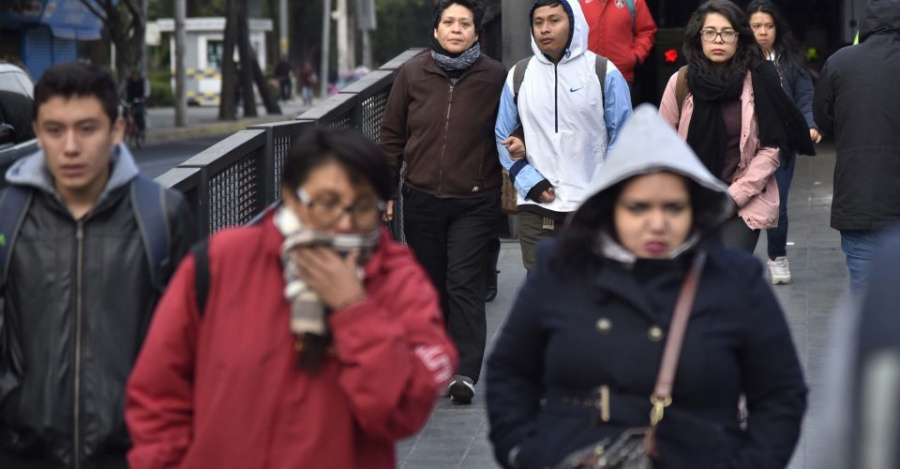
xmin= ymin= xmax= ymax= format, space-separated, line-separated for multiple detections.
xmin=174 ymin=0 xmax=187 ymax=127
xmin=80 ymin=0 xmax=144 ymax=85
xmin=218 ymin=0 xmax=239 ymax=121
xmin=252 ymin=57 xmax=282 ymax=115
xmin=237 ymin=0 xmax=258 ymax=118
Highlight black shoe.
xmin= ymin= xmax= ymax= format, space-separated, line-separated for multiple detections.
xmin=448 ymin=375 xmax=475 ymax=404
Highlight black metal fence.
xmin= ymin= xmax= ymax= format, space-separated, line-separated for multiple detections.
xmin=156 ymin=48 xmax=423 ymax=238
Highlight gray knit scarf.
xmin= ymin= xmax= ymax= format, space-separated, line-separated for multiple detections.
xmin=273 ymin=206 xmax=380 ymax=338
xmin=431 ymin=41 xmax=481 ymax=71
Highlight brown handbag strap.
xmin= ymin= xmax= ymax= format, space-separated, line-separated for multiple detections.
xmin=652 ymin=251 xmax=707 ymax=400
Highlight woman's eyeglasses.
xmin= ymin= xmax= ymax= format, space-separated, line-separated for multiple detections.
xmin=700 ymin=29 xmax=738 ymax=43
xmin=297 ymin=189 xmax=386 ymax=230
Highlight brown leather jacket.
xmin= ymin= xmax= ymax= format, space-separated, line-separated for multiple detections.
xmin=380 ymin=52 xmax=507 ymax=199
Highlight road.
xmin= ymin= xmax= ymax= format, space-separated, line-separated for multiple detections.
xmin=131 ymin=134 xmax=227 ymax=179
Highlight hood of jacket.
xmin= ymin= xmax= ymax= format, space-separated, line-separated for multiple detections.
xmin=577 ymin=105 xmax=734 ymax=244
xmin=530 ymin=0 xmax=588 ymax=64
xmin=5 ymin=143 xmax=141 ymax=203
xmin=860 ymin=0 xmax=900 ymax=42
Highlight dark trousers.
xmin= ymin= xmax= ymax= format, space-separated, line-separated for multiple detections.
xmin=721 ymin=215 xmax=761 ymax=253
xmin=766 ymin=151 xmax=795 ymax=259
xmin=402 ymin=187 xmax=501 ymax=381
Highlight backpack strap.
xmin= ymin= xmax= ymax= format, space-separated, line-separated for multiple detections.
xmin=675 ymin=65 xmax=689 ymax=117
xmin=190 ymin=240 xmax=210 ymax=317
xmin=130 ymin=175 xmax=171 ymax=292
xmin=595 ymin=55 xmax=608 ymax=109
xmin=0 ymin=186 xmax=32 ymax=295
xmin=625 ymin=0 xmax=636 ymax=26
xmin=512 ymin=57 xmax=532 ymax=106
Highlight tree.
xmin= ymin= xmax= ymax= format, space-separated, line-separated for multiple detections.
xmin=79 ymin=0 xmax=146 ymax=84
xmin=218 ymin=0 xmax=281 ymax=121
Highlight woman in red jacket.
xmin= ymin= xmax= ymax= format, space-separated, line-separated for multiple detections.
xmin=125 ymin=128 xmax=458 ymax=469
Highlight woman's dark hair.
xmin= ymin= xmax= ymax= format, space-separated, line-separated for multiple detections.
xmin=282 ymin=127 xmax=392 ymax=202
xmin=683 ymin=0 xmax=763 ymax=76
xmin=33 ymin=61 xmax=119 ymax=125
xmin=552 ymin=172 xmax=726 ymax=274
xmin=746 ymin=0 xmax=807 ymax=73
xmin=433 ymin=0 xmax=485 ymax=34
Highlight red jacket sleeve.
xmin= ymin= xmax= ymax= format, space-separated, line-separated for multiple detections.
xmin=329 ymin=254 xmax=457 ymax=441
xmin=125 ymin=255 xmax=201 ymax=469
xmin=633 ymin=0 xmax=658 ymax=64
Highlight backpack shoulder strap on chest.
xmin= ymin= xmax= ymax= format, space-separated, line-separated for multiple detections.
xmin=0 ymin=186 xmax=33 ymax=294
xmin=625 ymin=0 xmax=636 ymax=25
xmin=675 ymin=65 xmax=689 ymax=116
xmin=512 ymin=56 xmax=532 ymax=106
xmin=130 ymin=175 xmax=171 ymax=291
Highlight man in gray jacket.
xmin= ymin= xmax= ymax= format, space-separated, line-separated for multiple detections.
xmin=0 ymin=62 xmax=195 ymax=468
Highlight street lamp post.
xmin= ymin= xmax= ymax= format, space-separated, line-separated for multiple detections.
xmin=320 ymin=0 xmax=331 ymax=98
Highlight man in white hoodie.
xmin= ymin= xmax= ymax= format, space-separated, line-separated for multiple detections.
xmin=495 ymin=0 xmax=633 ymax=270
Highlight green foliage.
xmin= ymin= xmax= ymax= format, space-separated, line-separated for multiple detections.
xmin=147 ymin=71 xmax=174 ymax=107
xmin=372 ymin=0 xmax=432 ymax=65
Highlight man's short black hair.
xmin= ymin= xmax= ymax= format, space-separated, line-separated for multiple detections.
xmin=530 ymin=0 xmax=565 ymax=22
xmin=432 ymin=0 xmax=485 ymax=34
xmin=33 ymin=61 xmax=119 ymax=125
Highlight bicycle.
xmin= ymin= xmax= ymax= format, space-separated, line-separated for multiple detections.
xmin=121 ymin=100 xmax=146 ymax=149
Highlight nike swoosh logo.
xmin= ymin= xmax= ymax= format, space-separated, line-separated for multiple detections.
xmin=570 ymin=87 xmax=583 ymax=92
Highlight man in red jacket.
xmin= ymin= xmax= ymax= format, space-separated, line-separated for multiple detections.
xmin=581 ymin=0 xmax=657 ymax=95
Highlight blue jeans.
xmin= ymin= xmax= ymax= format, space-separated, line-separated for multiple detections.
xmin=841 ymin=229 xmax=884 ymax=296
xmin=766 ymin=151 xmax=795 ymax=259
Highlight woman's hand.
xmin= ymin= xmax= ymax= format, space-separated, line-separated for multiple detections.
xmin=292 ymin=247 xmax=366 ymax=310
xmin=502 ymin=136 xmax=526 ymax=160
xmin=810 ymin=128 xmax=822 ymax=144
xmin=384 ymin=200 xmax=394 ymax=222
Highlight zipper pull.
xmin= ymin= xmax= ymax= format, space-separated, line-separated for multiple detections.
xmin=76 ymin=223 xmax=84 ymax=241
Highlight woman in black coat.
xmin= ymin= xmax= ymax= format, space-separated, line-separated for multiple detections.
xmin=746 ymin=0 xmax=822 ymax=286
xmin=486 ymin=106 xmax=807 ymax=469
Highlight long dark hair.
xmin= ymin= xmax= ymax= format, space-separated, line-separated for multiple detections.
xmin=746 ymin=0 xmax=807 ymax=74
xmin=552 ymin=173 xmax=725 ymax=275
xmin=281 ymin=127 xmax=391 ymax=373
xmin=683 ymin=0 xmax=763 ymax=77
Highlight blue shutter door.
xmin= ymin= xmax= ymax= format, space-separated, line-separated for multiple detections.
xmin=23 ymin=26 xmax=54 ymax=81
xmin=52 ymin=38 xmax=77 ymax=64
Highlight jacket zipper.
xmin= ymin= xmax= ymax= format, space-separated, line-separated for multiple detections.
xmin=437 ymin=83 xmax=455 ymax=196
xmin=74 ymin=222 xmax=84 ymax=469
xmin=554 ymin=63 xmax=559 ymax=134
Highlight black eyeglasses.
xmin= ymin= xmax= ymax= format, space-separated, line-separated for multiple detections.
xmin=700 ymin=29 xmax=738 ymax=43
xmin=297 ymin=189 xmax=386 ymax=230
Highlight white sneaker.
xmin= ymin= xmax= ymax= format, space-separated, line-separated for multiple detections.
xmin=767 ymin=257 xmax=791 ymax=285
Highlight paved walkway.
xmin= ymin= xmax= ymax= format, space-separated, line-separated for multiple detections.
xmin=396 ymin=144 xmax=846 ymax=469
xmin=142 ymin=98 xmax=312 ymax=146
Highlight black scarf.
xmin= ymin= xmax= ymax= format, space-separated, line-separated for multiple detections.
xmin=686 ymin=61 xmax=815 ymax=180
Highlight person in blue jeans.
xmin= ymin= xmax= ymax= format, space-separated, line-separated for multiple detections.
xmin=747 ymin=0 xmax=821 ymax=285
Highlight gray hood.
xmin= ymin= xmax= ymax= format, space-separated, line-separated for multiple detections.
xmin=575 ymin=105 xmax=734 ymax=262
xmin=859 ymin=0 xmax=900 ymax=42
xmin=5 ymin=143 xmax=141 ymax=203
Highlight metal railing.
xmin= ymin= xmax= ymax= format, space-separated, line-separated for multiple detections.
xmin=156 ymin=48 xmax=424 ymax=238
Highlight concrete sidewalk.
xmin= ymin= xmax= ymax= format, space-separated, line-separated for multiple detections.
xmin=141 ymin=98 xmax=312 ymax=146
xmin=396 ymin=144 xmax=847 ymax=469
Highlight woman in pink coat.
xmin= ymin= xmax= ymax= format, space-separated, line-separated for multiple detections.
xmin=659 ymin=0 xmax=814 ymax=253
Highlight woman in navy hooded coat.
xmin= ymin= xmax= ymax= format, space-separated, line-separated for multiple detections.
xmin=486 ymin=106 xmax=807 ymax=469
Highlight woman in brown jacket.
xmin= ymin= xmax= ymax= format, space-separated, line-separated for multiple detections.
xmin=380 ymin=0 xmax=506 ymax=404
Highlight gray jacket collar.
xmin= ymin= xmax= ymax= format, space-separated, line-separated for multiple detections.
xmin=5 ymin=143 xmax=140 ymax=204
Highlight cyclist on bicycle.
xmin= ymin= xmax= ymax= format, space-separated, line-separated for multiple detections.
xmin=124 ymin=70 xmax=148 ymax=134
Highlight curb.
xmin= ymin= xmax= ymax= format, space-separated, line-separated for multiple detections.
xmin=144 ymin=114 xmax=296 ymax=146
